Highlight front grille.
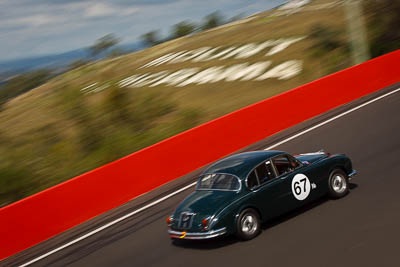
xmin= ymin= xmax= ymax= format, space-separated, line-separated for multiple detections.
xmin=178 ymin=212 xmax=195 ymax=229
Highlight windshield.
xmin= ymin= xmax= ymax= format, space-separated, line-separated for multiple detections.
xmin=197 ymin=173 xmax=240 ymax=191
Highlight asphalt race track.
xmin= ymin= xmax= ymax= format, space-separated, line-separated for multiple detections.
xmin=5 ymin=84 xmax=400 ymax=267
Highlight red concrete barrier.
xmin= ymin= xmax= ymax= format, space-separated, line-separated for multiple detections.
xmin=1 ymin=50 xmax=399 ymax=260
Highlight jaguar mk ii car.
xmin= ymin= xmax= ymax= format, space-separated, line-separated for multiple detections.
xmin=167 ymin=150 xmax=356 ymax=240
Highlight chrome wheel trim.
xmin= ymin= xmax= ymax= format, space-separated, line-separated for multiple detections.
xmin=332 ymin=174 xmax=347 ymax=193
xmin=241 ymin=214 xmax=257 ymax=235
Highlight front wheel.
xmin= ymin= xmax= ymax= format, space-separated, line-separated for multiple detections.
xmin=236 ymin=208 xmax=261 ymax=241
xmin=328 ymin=169 xmax=349 ymax=199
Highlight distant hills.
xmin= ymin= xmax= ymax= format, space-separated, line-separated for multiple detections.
xmin=0 ymin=42 xmax=144 ymax=81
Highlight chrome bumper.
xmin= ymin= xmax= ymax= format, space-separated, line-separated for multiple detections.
xmin=348 ymin=170 xmax=357 ymax=180
xmin=168 ymin=227 xmax=227 ymax=240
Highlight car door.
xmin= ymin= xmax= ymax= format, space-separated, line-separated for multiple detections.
xmin=271 ymin=154 xmax=317 ymax=213
xmin=246 ymin=159 xmax=289 ymax=220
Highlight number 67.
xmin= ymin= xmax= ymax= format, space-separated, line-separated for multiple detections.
xmin=293 ymin=178 xmax=307 ymax=195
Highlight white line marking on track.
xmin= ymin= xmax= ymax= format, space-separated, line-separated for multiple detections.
xmin=264 ymin=87 xmax=400 ymax=150
xmin=19 ymin=182 xmax=197 ymax=267
xmin=19 ymin=87 xmax=400 ymax=267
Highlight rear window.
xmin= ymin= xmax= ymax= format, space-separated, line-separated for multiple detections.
xmin=197 ymin=173 xmax=240 ymax=191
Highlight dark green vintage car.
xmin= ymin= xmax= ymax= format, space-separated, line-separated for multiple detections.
xmin=167 ymin=150 xmax=356 ymax=240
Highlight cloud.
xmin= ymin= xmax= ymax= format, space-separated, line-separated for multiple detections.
xmin=13 ymin=14 xmax=60 ymax=27
xmin=113 ymin=0 xmax=179 ymax=6
xmin=84 ymin=3 xmax=139 ymax=18
xmin=84 ymin=3 xmax=117 ymax=18
xmin=0 ymin=0 xmax=286 ymax=62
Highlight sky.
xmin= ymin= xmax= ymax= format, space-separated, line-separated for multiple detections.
xmin=0 ymin=0 xmax=286 ymax=61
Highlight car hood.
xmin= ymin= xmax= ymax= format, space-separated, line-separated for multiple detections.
xmin=295 ymin=152 xmax=329 ymax=164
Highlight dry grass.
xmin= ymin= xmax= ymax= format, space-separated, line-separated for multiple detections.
xmin=0 ymin=0 xmax=353 ymax=205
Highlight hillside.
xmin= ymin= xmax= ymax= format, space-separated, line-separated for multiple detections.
xmin=0 ymin=0 xmax=355 ymax=206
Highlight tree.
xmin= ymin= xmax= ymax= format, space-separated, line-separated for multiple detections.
xmin=0 ymin=165 xmax=38 ymax=206
xmin=68 ymin=59 xmax=89 ymax=70
xmin=140 ymin=30 xmax=162 ymax=47
xmin=171 ymin=21 xmax=196 ymax=39
xmin=202 ymin=11 xmax=224 ymax=31
xmin=364 ymin=0 xmax=400 ymax=58
xmin=227 ymin=13 xmax=244 ymax=24
xmin=88 ymin=34 xmax=120 ymax=59
xmin=107 ymin=47 xmax=126 ymax=58
xmin=309 ymin=24 xmax=344 ymax=52
xmin=308 ymin=24 xmax=350 ymax=74
xmin=0 ymin=69 xmax=52 ymax=107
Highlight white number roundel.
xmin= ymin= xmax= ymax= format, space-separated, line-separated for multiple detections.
xmin=291 ymin=174 xmax=311 ymax=201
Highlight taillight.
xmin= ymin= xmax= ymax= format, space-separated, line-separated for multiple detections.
xmin=166 ymin=216 xmax=173 ymax=226
xmin=202 ymin=217 xmax=210 ymax=231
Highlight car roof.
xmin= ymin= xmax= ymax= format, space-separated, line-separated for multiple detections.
xmin=203 ymin=150 xmax=285 ymax=179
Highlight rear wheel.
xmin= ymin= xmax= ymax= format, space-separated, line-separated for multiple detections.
xmin=236 ymin=208 xmax=261 ymax=241
xmin=328 ymin=169 xmax=349 ymax=198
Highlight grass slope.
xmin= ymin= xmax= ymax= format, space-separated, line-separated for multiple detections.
xmin=0 ymin=0 xmax=352 ymax=206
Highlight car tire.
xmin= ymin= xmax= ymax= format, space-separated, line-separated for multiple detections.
xmin=236 ymin=208 xmax=261 ymax=241
xmin=328 ymin=169 xmax=349 ymax=199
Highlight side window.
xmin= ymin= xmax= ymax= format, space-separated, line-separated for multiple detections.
xmin=272 ymin=155 xmax=293 ymax=176
xmin=255 ymin=160 xmax=276 ymax=184
xmin=288 ymin=155 xmax=301 ymax=169
xmin=247 ymin=171 xmax=259 ymax=190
